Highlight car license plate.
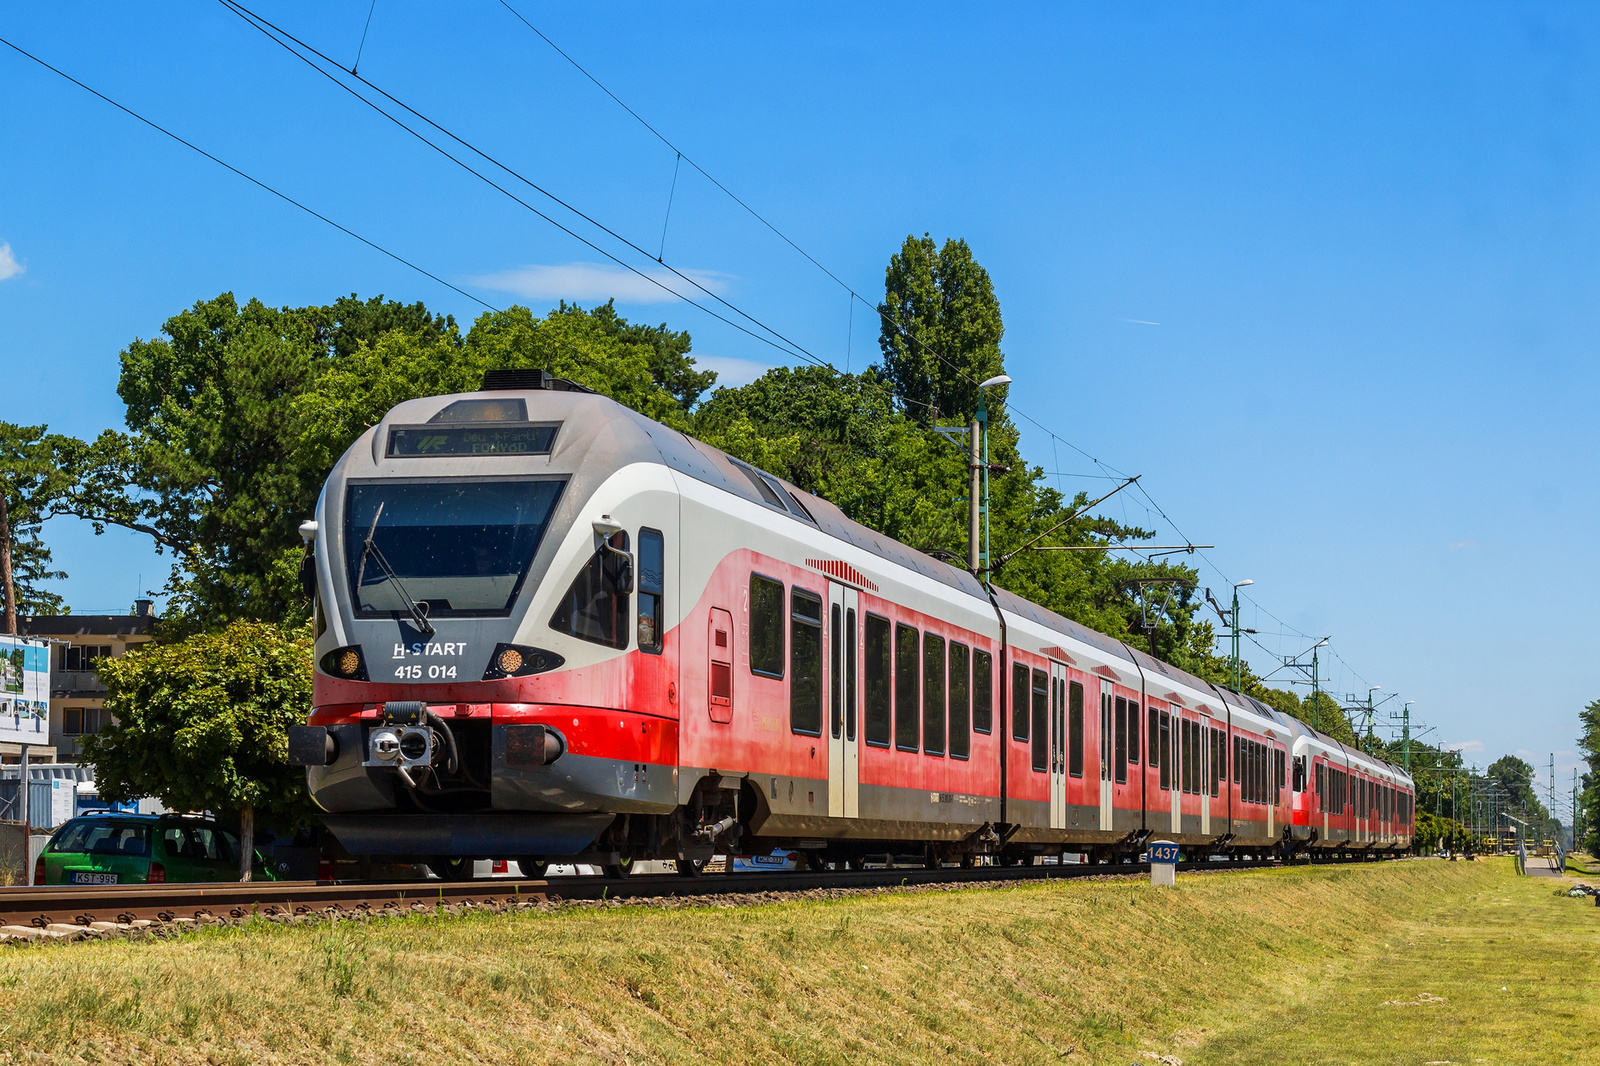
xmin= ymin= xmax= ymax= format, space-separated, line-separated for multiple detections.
xmin=69 ymin=872 xmax=118 ymax=885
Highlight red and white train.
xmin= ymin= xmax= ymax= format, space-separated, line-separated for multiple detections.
xmin=290 ymin=370 xmax=1413 ymax=877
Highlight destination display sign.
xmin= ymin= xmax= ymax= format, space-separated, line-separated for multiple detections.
xmin=387 ymin=423 xmax=558 ymax=457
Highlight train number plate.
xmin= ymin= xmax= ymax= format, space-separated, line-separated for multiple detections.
xmin=70 ymin=872 xmax=119 ymax=885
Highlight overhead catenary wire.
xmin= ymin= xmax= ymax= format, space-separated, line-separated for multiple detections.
xmin=0 ymin=32 xmax=498 ymax=313
xmin=217 ymin=0 xmax=834 ymax=373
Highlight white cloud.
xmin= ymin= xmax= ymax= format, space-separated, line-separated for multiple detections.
xmin=696 ymin=355 xmax=772 ymax=389
xmin=0 ymin=242 xmax=23 ymax=281
xmin=1448 ymin=538 xmax=1478 ymax=550
xmin=1446 ymin=740 xmax=1485 ymax=753
xmin=1121 ymin=318 xmax=1160 ymax=325
xmin=468 ymin=261 xmax=732 ymax=305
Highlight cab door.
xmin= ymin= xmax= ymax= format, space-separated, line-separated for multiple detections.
xmin=826 ymin=583 xmax=860 ymax=818
xmin=1049 ymin=662 xmax=1067 ymax=829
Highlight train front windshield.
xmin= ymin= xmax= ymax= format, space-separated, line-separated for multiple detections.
xmin=344 ymin=479 xmax=565 ymax=617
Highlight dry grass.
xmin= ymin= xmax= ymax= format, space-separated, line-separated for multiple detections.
xmin=0 ymin=859 xmax=1584 ymax=1065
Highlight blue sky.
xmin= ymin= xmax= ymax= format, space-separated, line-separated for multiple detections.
xmin=1 ymin=3 xmax=1594 ymax=803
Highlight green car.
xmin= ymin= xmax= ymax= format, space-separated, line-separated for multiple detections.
xmin=35 ymin=813 xmax=276 ymax=885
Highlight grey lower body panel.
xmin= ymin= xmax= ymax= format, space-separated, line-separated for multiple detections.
xmin=319 ymin=811 xmax=615 ymax=858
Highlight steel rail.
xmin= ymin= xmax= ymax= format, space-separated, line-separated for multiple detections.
xmin=0 ymin=857 xmax=1314 ymax=928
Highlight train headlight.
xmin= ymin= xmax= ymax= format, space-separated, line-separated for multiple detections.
xmin=319 ymin=645 xmax=368 ymax=681
xmin=482 ymin=643 xmax=564 ymax=681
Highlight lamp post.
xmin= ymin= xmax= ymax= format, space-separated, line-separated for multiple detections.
xmin=1229 ymin=579 xmax=1253 ymax=691
xmin=971 ymin=375 xmax=1011 ymax=587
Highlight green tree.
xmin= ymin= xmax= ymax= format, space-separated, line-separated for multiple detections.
xmin=54 ymin=293 xmax=702 ymax=630
xmin=877 ymin=234 xmax=1006 ymax=422
xmin=565 ymin=299 xmax=716 ymax=409
xmin=1486 ymin=755 xmax=1539 ymax=813
xmin=0 ymin=422 xmax=72 ymax=621
xmin=1578 ymin=698 xmax=1600 ymax=853
xmin=81 ymin=621 xmax=313 ymax=880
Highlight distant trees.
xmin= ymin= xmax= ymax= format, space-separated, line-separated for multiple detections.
xmin=0 ymin=422 xmax=70 ymax=618
xmin=1578 ymin=699 xmax=1600 ymax=854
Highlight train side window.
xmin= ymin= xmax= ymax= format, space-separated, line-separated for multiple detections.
xmin=1234 ymin=736 xmax=1244 ymax=786
xmin=948 ymin=642 xmax=970 ymax=760
xmin=1275 ymin=749 xmax=1285 ymax=807
xmin=749 ymin=574 xmax=785 ymax=678
xmin=1030 ymin=669 xmax=1048 ymax=772
xmin=636 ymin=528 xmax=664 ymax=655
xmin=1128 ymin=702 xmax=1141 ymax=766
xmin=1114 ymin=697 xmax=1128 ymax=784
xmin=863 ymin=613 xmax=891 ymax=747
xmin=550 ymin=531 xmax=630 ymax=650
xmin=895 ymin=624 xmax=920 ymax=752
xmin=1159 ymin=711 xmax=1171 ymax=790
xmin=830 ymin=603 xmax=843 ymax=740
xmin=1068 ymin=680 xmax=1084 ymax=777
xmin=845 ymin=608 xmax=857 ymax=743
xmin=1183 ymin=720 xmax=1195 ymax=794
xmin=972 ymin=650 xmax=993 ymax=734
xmin=1012 ymin=662 xmax=1030 ymax=743
xmin=1293 ymin=755 xmax=1306 ymax=793
xmin=789 ymin=588 xmax=823 ymax=736
xmin=923 ymin=633 xmax=947 ymax=757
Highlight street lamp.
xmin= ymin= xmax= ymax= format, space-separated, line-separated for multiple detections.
xmin=1228 ymin=579 xmax=1253 ymax=691
xmin=971 ymin=375 xmax=1011 ymax=585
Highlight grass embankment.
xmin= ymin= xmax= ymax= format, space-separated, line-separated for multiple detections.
xmin=0 ymin=859 xmax=1591 ymax=1065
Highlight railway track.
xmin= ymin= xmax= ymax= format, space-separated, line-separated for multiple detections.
xmin=0 ymin=857 xmax=1290 ymax=936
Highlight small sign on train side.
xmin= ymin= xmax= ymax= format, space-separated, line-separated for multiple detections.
xmin=1147 ymin=839 xmax=1179 ymax=887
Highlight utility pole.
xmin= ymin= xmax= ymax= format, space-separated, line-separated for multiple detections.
xmin=1230 ymin=580 xmax=1252 ymax=691
xmin=1400 ymin=701 xmax=1413 ymax=773
xmin=0 ymin=490 xmax=14 ymax=636
xmin=968 ymin=410 xmax=981 ymax=579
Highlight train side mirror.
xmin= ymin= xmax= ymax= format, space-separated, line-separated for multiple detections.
xmin=606 ymin=551 xmax=634 ymax=595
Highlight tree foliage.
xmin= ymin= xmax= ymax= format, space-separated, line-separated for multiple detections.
xmin=0 ymin=422 xmax=72 ymax=616
xmin=82 ymin=621 xmax=313 ymax=825
xmin=876 ymin=234 xmax=1006 ymax=423
xmin=1577 ymin=698 xmax=1600 ymax=853
xmin=52 ymin=294 xmax=710 ymax=630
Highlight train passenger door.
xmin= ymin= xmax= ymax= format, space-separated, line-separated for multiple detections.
xmin=826 ymin=583 xmax=859 ymax=818
xmin=1099 ymin=680 xmax=1114 ymax=831
xmin=1049 ymin=662 xmax=1067 ymax=829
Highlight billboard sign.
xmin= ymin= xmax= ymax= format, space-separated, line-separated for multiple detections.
xmin=0 ymin=636 xmax=49 ymax=747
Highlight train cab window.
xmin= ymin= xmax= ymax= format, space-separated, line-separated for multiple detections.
xmin=749 ymin=575 xmax=785 ymax=678
xmin=636 ymin=528 xmax=665 ymax=655
xmin=895 ymin=624 xmax=920 ymax=752
xmin=1114 ymin=697 xmax=1128 ymax=784
xmin=923 ymin=633 xmax=947 ymax=757
xmin=1158 ymin=711 xmax=1171 ymax=790
xmin=1128 ymin=702 xmax=1141 ymax=766
xmin=550 ymin=530 xmax=631 ymax=650
xmin=1068 ymin=681 xmax=1085 ymax=777
xmin=973 ymin=650 xmax=993 ymax=734
xmin=1011 ymin=663 xmax=1030 ymax=743
xmin=949 ymin=642 xmax=970 ymax=760
xmin=1030 ymin=669 xmax=1048 ymax=773
xmin=864 ymin=614 xmax=891 ymax=747
xmin=789 ymin=588 xmax=823 ymax=736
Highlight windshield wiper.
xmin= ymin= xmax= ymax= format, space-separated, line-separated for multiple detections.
xmin=356 ymin=503 xmax=436 ymax=638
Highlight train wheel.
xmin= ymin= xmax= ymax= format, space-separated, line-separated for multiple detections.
xmin=427 ymin=857 xmax=474 ymax=882
xmin=603 ymin=856 xmax=635 ymax=879
xmin=515 ymin=858 xmax=549 ymax=879
xmin=676 ymin=857 xmax=707 ymax=877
